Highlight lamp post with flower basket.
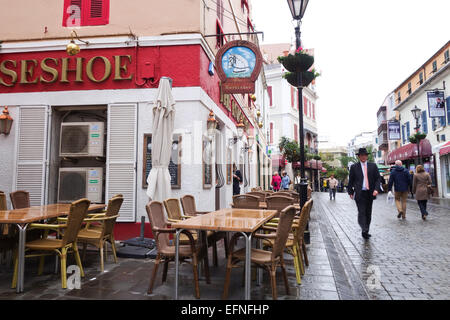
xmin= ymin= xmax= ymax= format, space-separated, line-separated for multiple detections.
xmin=410 ymin=105 xmax=426 ymax=165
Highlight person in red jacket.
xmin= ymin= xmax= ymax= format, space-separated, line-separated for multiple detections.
xmin=271 ymin=172 xmax=282 ymax=192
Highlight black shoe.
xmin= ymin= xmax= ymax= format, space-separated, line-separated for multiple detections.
xmin=422 ymin=214 xmax=426 ymax=220
xmin=397 ymin=212 xmax=402 ymax=219
xmin=362 ymin=232 xmax=370 ymax=239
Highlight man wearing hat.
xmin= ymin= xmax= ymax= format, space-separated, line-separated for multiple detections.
xmin=347 ymin=147 xmax=382 ymax=239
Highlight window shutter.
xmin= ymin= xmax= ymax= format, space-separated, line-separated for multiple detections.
xmin=85 ymin=0 xmax=110 ymax=26
xmin=401 ymin=124 xmax=405 ymax=144
xmin=267 ymin=86 xmax=273 ymax=106
xmin=406 ymin=122 xmax=410 ymax=138
xmin=14 ymin=106 xmax=49 ymax=206
xmin=421 ymin=110 xmax=428 ymax=134
xmin=447 ymin=97 xmax=450 ymax=125
xmin=106 ymin=103 xmax=137 ymax=222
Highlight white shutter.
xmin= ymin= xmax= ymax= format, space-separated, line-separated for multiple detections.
xmin=106 ymin=103 xmax=137 ymax=222
xmin=14 ymin=106 xmax=49 ymax=206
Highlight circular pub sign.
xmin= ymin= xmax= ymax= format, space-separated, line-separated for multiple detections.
xmin=215 ymin=40 xmax=263 ymax=94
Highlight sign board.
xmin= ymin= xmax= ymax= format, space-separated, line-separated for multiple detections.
xmin=215 ymin=40 xmax=263 ymax=94
xmin=388 ymin=121 xmax=401 ymax=140
xmin=427 ymin=91 xmax=446 ymax=118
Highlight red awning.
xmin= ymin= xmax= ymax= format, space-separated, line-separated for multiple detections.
xmin=387 ymin=139 xmax=432 ymax=164
xmin=440 ymin=141 xmax=450 ymax=156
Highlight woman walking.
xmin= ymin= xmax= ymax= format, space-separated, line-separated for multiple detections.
xmin=412 ymin=165 xmax=432 ymax=220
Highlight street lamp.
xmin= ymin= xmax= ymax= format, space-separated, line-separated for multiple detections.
xmin=411 ymin=105 xmax=422 ymax=165
xmin=287 ymin=0 xmax=310 ymax=211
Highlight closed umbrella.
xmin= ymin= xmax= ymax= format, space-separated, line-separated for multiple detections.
xmin=146 ymin=77 xmax=175 ymax=203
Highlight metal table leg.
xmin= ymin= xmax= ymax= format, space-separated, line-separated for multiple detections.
xmin=174 ymin=228 xmax=183 ymax=300
xmin=16 ymin=223 xmax=28 ymax=293
xmin=240 ymin=232 xmax=252 ymax=300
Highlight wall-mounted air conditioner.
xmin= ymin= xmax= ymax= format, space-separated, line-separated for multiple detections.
xmin=60 ymin=122 xmax=104 ymax=157
xmin=58 ymin=167 xmax=103 ymax=203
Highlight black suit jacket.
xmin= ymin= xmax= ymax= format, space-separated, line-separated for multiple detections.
xmin=347 ymin=161 xmax=381 ymax=201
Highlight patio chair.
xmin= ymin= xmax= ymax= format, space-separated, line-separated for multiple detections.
xmin=222 ymin=205 xmax=297 ymax=300
xmin=11 ymin=198 xmax=91 ymax=289
xmin=265 ymin=195 xmax=295 ymax=217
xmin=263 ymin=199 xmax=313 ymax=284
xmin=67 ymin=195 xmax=124 ymax=272
xmin=146 ymin=201 xmax=210 ymax=298
xmin=180 ymin=194 xmax=228 ymax=266
xmin=251 ymin=187 xmax=262 ymax=192
xmin=10 ymin=190 xmax=30 ymax=209
xmin=246 ymin=191 xmax=266 ymax=202
xmin=1 ymin=192 xmax=16 ymax=264
xmin=231 ymin=194 xmax=260 ymax=209
xmin=164 ymin=198 xmax=199 ymax=244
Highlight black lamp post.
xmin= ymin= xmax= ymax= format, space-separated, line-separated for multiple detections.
xmin=287 ymin=0 xmax=310 ymax=211
xmin=411 ymin=105 xmax=422 ymax=165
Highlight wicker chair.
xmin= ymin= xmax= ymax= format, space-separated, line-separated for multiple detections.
xmin=223 ymin=205 xmax=297 ymax=300
xmin=146 ymin=201 xmax=210 ymax=298
xmin=246 ymin=191 xmax=266 ymax=202
xmin=69 ymin=195 xmax=124 ymax=272
xmin=265 ymin=195 xmax=295 ymax=217
xmin=180 ymin=195 xmax=228 ymax=266
xmin=231 ymin=194 xmax=260 ymax=209
xmin=251 ymin=187 xmax=262 ymax=192
xmin=10 ymin=190 xmax=30 ymax=209
xmin=11 ymin=198 xmax=91 ymax=289
xmin=263 ymin=199 xmax=313 ymax=284
xmin=1 ymin=192 xmax=16 ymax=264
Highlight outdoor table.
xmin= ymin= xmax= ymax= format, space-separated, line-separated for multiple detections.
xmin=0 ymin=203 xmax=106 ymax=293
xmin=172 ymin=208 xmax=277 ymax=300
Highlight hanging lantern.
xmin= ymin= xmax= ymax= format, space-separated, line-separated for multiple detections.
xmin=258 ymin=122 xmax=263 ymax=128
xmin=236 ymin=118 xmax=245 ymax=139
xmin=0 ymin=106 xmax=14 ymax=135
xmin=207 ymin=110 xmax=218 ymax=137
xmin=256 ymin=110 xmax=261 ymax=117
xmin=66 ymin=40 xmax=80 ymax=56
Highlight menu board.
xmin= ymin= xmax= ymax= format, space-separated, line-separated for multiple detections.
xmin=142 ymin=134 xmax=181 ymax=188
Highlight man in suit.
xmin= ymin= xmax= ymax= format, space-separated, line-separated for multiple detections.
xmin=347 ymin=148 xmax=382 ymax=239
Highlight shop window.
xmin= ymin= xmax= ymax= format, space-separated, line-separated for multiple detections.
xmin=63 ymin=0 xmax=110 ymax=27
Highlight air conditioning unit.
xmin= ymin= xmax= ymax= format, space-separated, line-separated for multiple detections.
xmin=58 ymin=167 xmax=103 ymax=203
xmin=60 ymin=122 xmax=104 ymax=157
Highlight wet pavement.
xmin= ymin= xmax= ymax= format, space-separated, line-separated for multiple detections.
xmin=0 ymin=192 xmax=449 ymax=300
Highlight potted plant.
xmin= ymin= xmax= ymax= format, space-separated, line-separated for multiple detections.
xmin=408 ymin=132 xmax=427 ymax=144
xmin=277 ymin=48 xmax=314 ymax=73
xmin=283 ymin=69 xmax=319 ymax=87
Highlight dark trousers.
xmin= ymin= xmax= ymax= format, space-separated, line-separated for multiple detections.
xmin=356 ymin=191 xmax=373 ymax=233
xmin=417 ymin=200 xmax=428 ymax=215
xmin=329 ymin=188 xmax=336 ymax=199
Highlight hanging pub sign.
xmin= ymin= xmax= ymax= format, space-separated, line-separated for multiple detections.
xmin=427 ymin=91 xmax=446 ymax=118
xmin=388 ymin=121 xmax=401 ymax=140
xmin=215 ymin=40 xmax=263 ymax=94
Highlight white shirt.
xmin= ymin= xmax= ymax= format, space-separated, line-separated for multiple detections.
xmin=360 ymin=161 xmax=369 ymax=190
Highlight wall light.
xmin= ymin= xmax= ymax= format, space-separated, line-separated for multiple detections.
xmin=0 ymin=106 xmax=14 ymax=135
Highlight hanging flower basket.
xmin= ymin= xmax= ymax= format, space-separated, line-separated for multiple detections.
xmin=408 ymin=132 xmax=427 ymax=144
xmin=283 ymin=71 xmax=315 ymax=87
xmin=277 ymin=52 xmax=314 ymax=73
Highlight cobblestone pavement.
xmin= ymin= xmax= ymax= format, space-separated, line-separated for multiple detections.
xmin=315 ymin=191 xmax=450 ymax=300
xmin=0 ymin=192 xmax=448 ymax=300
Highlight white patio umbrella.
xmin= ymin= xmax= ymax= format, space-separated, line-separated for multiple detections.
xmin=146 ymin=77 xmax=175 ymax=202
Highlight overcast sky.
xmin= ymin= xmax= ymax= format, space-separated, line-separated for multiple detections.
xmin=252 ymin=0 xmax=450 ymax=147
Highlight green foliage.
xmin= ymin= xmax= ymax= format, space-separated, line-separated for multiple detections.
xmin=338 ymin=155 xmax=357 ymax=169
xmin=408 ymin=132 xmax=427 ymax=144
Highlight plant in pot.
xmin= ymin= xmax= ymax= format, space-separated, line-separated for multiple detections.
xmin=277 ymin=47 xmax=314 ymax=73
xmin=283 ymin=68 xmax=320 ymax=88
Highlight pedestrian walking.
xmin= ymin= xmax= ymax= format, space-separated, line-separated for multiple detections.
xmin=409 ymin=170 xmax=415 ymax=199
xmin=232 ymin=163 xmax=242 ymax=196
xmin=271 ymin=172 xmax=282 ymax=192
xmin=294 ymin=171 xmax=301 ymax=194
xmin=281 ymin=171 xmax=291 ymax=190
xmin=328 ymin=174 xmax=338 ymax=200
xmin=347 ymin=148 xmax=382 ymax=239
xmin=412 ymin=165 xmax=432 ymax=220
xmin=387 ymin=160 xmax=412 ymax=220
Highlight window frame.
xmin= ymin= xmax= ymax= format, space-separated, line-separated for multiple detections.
xmin=63 ymin=0 xmax=110 ymax=27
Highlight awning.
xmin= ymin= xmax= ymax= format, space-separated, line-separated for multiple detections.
xmin=387 ymin=139 xmax=432 ymax=164
xmin=439 ymin=141 xmax=450 ymax=156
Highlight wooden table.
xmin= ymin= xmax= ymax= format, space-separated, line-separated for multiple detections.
xmin=0 ymin=203 xmax=105 ymax=293
xmin=172 ymin=208 xmax=277 ymax=300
